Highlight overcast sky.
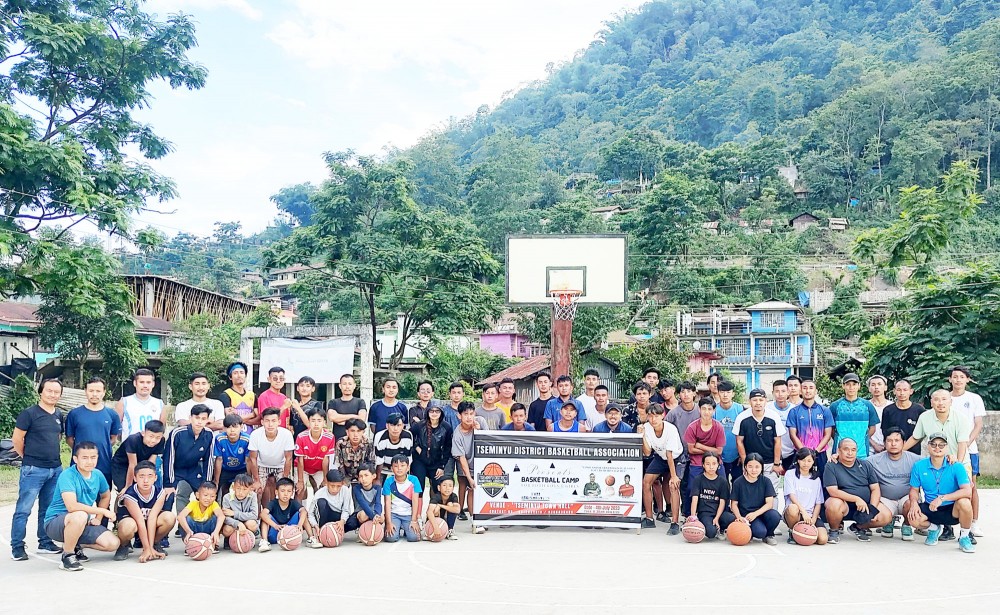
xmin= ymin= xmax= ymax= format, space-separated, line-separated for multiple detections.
xmin=133 ymin=0 xmax=649 ymax=236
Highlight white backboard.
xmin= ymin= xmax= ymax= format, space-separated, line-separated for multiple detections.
xmin=506 ymin=234 xmax=628 ymax=305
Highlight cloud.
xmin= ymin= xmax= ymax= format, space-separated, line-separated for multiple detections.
xmin=267 ymin=0 xmax=647 ymax=107
xmin=146 ymin=0 xmax=263 ymax=21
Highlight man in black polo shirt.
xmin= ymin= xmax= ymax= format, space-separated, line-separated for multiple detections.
xmin=823 ymin=438 xmax=893 ymax=544
xmin=10 ymin=379 xmax=66 ymax=560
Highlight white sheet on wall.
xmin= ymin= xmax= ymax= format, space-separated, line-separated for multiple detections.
xmin=258 ymin=337 xmax=355 ymax=383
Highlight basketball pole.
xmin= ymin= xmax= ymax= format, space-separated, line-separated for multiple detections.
xmin=551 ymin=311 xmax=572 ymax=379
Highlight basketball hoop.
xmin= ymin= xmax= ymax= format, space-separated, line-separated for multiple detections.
xmin=550 ymin=289 xmax=582 ymax=321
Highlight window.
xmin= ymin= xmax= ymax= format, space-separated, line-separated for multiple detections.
xmin=717 ymin=339 xmax=749 ymax=357
xmin=758 ymin=338 xmax=786 ymax=356
xmin=759 ymin=311 xmax=784 ymax=329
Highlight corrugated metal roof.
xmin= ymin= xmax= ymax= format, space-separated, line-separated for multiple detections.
xmin=477 ymin=354 xmax=551 ymax=385
xmin=0 ymin=302 xmax=172 ymax=334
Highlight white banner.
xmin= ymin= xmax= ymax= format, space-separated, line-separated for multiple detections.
xmin=472 ymin=431 xmax=643 ymax=528
xmin=258 ymin=337 xmax=354 ymax=384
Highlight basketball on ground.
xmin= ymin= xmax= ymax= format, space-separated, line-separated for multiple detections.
xmin=727 ymin=520 xmax=752 ymax=546
xmin=185 ymin=533 xmax=213 ymax=560
xmin=792 ymin=521 xmax=819 ymax=546
xmin=424 ymin=517 xmax=448 ymax=542
xmin=228 ymin=530 xmax=255 ymax=553
xmin=682 ymin=517 xmax=706 ymax=543
xmin=277 ymin=526 xmax=303 ymax=551
xmin=359 ymin=520 xmax=384 ymax=546
xmin=319 ymin=522 xmax=345 ymax=547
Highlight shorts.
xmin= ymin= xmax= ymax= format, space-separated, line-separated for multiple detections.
xmin=258 ymin=466 xmax=284 ymax=482
xmin=844 ymin=502 xmax=876 ymax=526
xmin=44 ymin=513 xmax=110 ymax=546
xmin=186 ymin=518 xmax=217 ymax=535
xmin=919 ymin=502 xmax=956 ymax=527
xmin=644 ymin=455 xmax=675 ymax=477
xmin=302 ymin=470 xmax=324 ymax=486
xmin=962 ymin=460 xmax=974 ymax=480
xmin=879 ymin=496 xmax=909 ymax=517
xmin=970 ymin=454 xmax=980 ymax=477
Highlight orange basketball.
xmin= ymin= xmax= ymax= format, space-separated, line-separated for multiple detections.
xmin=727 ymin=520 xmax=752 ymax=546
xmin=358 ymin=520 xmax=384 ymax=546
xmin=481 ymin=462 xmax=505 ymax=477
xmin=319 ymin=522 xmax=345 ymax=548
xmin=424 ymin=517 xmax=448 ymax=542
xmin=228 ymin=530 xmax=255 ymax=554
xmin=792 ymin=521 xmax=818 ymax=546
xmin=277 ymin=525 xmax=303 ymax=551
xmin=605 ymin=475 xmax=615 ymax=486
xmin=185 ymin=533 xmax=213 ymax=560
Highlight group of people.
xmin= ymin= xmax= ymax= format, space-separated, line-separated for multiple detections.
xmin=9 ymin=361 xmax=986 ymax=571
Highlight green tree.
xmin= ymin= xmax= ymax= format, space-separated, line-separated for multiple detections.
xmin=0 ymin=1 xmax=206 ymax=297
xmin=853 ymin=161 xmax=982 ymax=279
xmin=862 ymin=262 xmax=1000 ymax=404
xmin=423 ymin=343 xmax=519 ymax=392
xmin=597 ymin=128 xmax=666 ymax=185
xmin=0 ymin=375 xmax=38 ymax=438
xmin=267 ymin=152 xmax=503 ymax=369
xmin=601 ymin=334 xmax=690 ymax=393
xmin=35 ymin=241 xmax=146 ymax=388
xmin=270 ymin=183 xmax=317 ymax=226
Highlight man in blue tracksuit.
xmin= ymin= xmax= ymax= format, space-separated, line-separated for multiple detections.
xmin=162 ymin=404 xmax=215 ymax=529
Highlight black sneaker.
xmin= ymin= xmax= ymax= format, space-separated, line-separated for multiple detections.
xmin=655 ymin=512 xmax=669 ymax=523
xmin=36 ymin=542 xmax=62 ymax=555
xmin=458 ymin=511 xmax=469 ymax=521
xmin=113 ymin=545 xmax=130 ymax=561
xmin=941 ymin=525 xmax=956 ymax=541
xmin=174 ymin=528 xmax=183 ymax=538
xmin=667 ymin=522 xmax=681 ymax=536
xmin=74 ymin=547 xmax=90 ymax=563
xmin=153 ymin=542 xmax=167 ymax=555
xmin=60 ymin=553 xmax=83 ymax=572
xmin=11 ymin=546 xmax=28 ymax=561
xmin=970 ymin=534 xmax=978 ymax=545
xmin=828 ymin=529 xmax=841 ymax=544
xmin=849 ymin=524 xmax=870 ymax=542
xmin=641 ymin=517 xmax=656 ymax=529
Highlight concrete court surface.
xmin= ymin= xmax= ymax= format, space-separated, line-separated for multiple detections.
xmin=1 ymin=493 xmax=998 ymax=615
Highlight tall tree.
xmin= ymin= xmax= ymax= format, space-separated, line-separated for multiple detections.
xmin=0 ymin=1 xmax=206 ymax=297
xmin=266 ymin=151 xmax=503 ymax=369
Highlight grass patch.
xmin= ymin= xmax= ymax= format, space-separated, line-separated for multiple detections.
xmin=976 ymin=475 xmax=1000 ymax=489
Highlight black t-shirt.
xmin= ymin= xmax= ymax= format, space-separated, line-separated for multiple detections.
xmin=528 ymin=397 xmax=551 ymax=433
xmin=737 ymin=414 xmax=780 ymax=459
xmin=730 ymin=476 xmax=776 ymax=516
xmin=430 ymin=492 xmax=459 ymax=507
xmin=14 ymin=405 xmax=63 ymax=468
xmin=290 ymin=399 xmax=323 ymax=438
xmin=266 ymin=498 xmax=303 ymax=525
xmin=111 ymin=432 xmax=166 ymax=471
xmin=692 ymin=473 xmax=730 ymax=516
xmin=328 ymin=397 xmax=367 ymax=440
xmin=881 ymin=403 xmax=925 ymax=450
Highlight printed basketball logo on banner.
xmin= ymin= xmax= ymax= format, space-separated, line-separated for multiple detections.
xmin=478 ymin=462 xmax=509 ymax=497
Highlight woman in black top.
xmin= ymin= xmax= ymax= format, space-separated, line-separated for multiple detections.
xmin=411 ymin=406 xmax=454 ymax=490
xmin=730 ymin=453 xmax=782 ymax=544
xmin=689 ymin=452 xmax=735 ymax=539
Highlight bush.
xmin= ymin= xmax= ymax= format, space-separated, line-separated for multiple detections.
xmin=0 ymin=375 xmax=40 ymax=438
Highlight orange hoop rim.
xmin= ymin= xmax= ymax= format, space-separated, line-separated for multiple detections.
xmin=549 ymin=289 xmax=583 ymax=307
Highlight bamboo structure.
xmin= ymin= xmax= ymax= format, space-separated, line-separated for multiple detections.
xmin=125 ymin=275 xmax=256 ymax=322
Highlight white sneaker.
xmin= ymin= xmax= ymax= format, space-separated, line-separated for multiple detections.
xmin=446 ymin=530 xmax=458 ymax=541
xmin=258 ymin=541 xmax=271 ymax=553
xmin=472 ymin=525 xmax=486 ymax=535
xmin=971 ymin=522 xmax=984 ymax=537
xmin=307 ymin=537 xmax=323 ymax=549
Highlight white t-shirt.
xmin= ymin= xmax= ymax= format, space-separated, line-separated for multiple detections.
xmin=174 ymin=399 xmax=225 ymax=426
xmin=951 ymin=392 xmax=986 ymax=454
xmin=248 ymin=427 xmax=295 ymax=468
xmin=578 ymin=393 xmax=597 ymax=418
xmin=121 ymin=395 xmax=164 ymax=438
xmin=869 ymin=398 xmax=891 ymax=447
xmin=764 ymin=401 xmax=795 ymax=458
xmin=643 ymin=422 xmax=683 ymax=460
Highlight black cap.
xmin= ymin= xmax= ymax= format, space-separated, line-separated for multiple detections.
xmin=748 ymin=388 xmax=767 ymax=400
xmin=605 ymin=403 xmax=622 ymax=413
xmin=842 ymin=373 xmax=861 ymax=384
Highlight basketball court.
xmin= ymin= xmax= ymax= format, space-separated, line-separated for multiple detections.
xmin=1 ymin=495 xmax=996 ymax=614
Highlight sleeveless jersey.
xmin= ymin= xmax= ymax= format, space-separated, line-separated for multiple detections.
xmin=221 ymin=388 xmax=256 ymax=434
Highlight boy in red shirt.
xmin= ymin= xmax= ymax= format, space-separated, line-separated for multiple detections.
xmin=295 ymin=409 xmax=335 ymax=500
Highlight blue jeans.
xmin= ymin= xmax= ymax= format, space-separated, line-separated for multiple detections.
xmin=267 ymin=511 xmax=301 ymax=545
xmin=11 ymin=465 xmax=62 ymax=550
xmin=386 ymin=513 xmax=420 ymax=542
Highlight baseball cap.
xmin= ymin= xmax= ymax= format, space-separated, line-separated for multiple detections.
xmin=928 ymin=432 xmax=949 ymax=444
xmin=386 ymin=413 xmax=404 ymax=426
xmin=842 ymin=373 xmax=861 ymax=384
xmin=748 ymin=388 xmax=767 ymax=400
xmin=606 ymin=403 xmax=622 ymax=413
